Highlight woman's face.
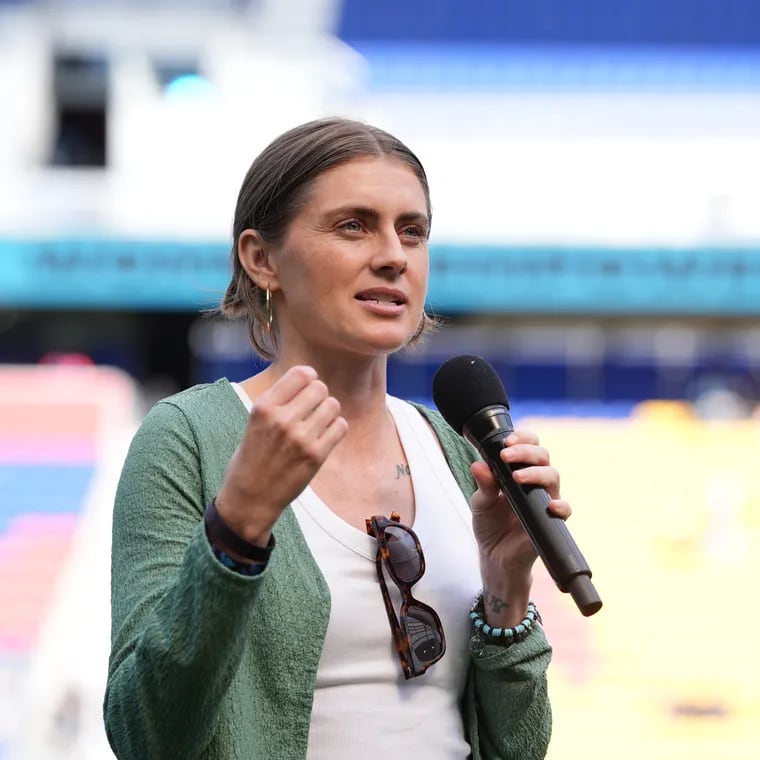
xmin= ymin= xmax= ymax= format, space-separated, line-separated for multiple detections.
xmin=269 ymin=155 xmax=430 ymax=361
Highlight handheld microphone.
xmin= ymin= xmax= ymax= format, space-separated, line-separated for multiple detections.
xmin=432 ymin=355 xmax=602 ymax=617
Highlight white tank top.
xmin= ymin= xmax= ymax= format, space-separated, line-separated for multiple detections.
xmin=232 ymin=386 xmax=482 ymax=759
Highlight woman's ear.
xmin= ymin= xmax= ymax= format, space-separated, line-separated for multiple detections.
xmin=238 ymin=229 xmax=279 ymax=290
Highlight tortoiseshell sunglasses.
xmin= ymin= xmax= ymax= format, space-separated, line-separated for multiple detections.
xmin=365 ymin=511 xmax=446 ymax=679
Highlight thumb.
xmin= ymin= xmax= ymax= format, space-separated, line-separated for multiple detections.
xmin=470 ymin=461 xmax=501 ymax=504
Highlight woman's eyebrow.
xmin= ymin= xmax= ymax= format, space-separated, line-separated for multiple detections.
xmin=324 ymin=205 xmax=379 ymax=222
xmin=395 ymin=211 xmax=430 ymax=228
xmin=324 ymin=205 xmax=429 ymax=226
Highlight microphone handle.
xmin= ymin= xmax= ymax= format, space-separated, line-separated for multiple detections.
xmin=472 ymin=428 xmax=603 ymax=617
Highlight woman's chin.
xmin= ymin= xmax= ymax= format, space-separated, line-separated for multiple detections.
xmin=367 ymin=325 xmax=418 ymax=352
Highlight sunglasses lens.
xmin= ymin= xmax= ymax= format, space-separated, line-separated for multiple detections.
xmin=369 ymin=515 xmax=446 ymax=677
xmin=383 ymin=525 xmax=422 ymax=583
xmin=404 ymin=605 xmax=444 ymax=667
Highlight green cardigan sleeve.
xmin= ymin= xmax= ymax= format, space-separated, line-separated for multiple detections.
xmin=413 ymin=404 xmax=553 ymax=760
xmin=104 ymin=400 xmax=266 ymax=759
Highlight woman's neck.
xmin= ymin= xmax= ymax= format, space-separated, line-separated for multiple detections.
xmin=241 ymin=353 xmax=391 ymax=424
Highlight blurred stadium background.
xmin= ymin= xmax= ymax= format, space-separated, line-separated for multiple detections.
xmin=1 ymin=0 xmax=760 ymax=757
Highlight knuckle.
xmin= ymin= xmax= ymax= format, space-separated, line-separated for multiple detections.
xmin=323 ymin=396 xmax=341 ymax=416
xmin=546 ymin=466 xmax=560 ymax=485
xmin=254 ymin=402 xmax=288 ymax=432
xmin=516 ymin=428 xmax=539 ymax=444
xmin=251 ymin=400 xmax=275 ymax=423
xmin=311 ymin=380 xmax=329 ymax=401
xmin=293 ymin=365 xmax=316 ymax=381
xmin=333 ymin=416 xmax=349 ymax=437
xmin=289 ymin=425 xmax=311 ymax=448
xmin=301 ymin=439 xmax=324 ymax=463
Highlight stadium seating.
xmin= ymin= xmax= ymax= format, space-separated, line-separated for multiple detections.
xmin=0 ymin=365 xmax=138 ymax=759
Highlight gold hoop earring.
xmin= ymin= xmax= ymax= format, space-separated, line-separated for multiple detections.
xmin=265 ymin=287 xmax=273 ymax=335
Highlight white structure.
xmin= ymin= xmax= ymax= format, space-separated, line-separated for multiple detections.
xmin=0 ymin=0 xmax=759 ymax=247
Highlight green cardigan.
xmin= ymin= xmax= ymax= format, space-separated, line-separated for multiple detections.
xmin=104 ymin=379 xmax=552 ymax=759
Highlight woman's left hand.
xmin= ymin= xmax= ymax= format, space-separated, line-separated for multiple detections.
xmin=471 ymin=429 xmax=572 ymax=590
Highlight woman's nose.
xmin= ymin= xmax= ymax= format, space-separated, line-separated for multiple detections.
xmin=371 ymin=229 xmax=408 ymax=274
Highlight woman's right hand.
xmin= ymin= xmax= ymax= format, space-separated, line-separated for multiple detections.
xmin=215 ymin=365 xmax=348 ymax=546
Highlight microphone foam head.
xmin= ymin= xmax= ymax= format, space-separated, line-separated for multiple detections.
xmin=432 ymin=355 xmax=510 ymax=434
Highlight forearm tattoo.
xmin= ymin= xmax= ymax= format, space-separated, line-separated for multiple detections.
xmin=395 ymin=463 xmax=411 ymax=479
xmin=483 ymin=589 xmax=508 ymax=614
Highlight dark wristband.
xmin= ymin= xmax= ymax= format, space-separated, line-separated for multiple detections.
xmin=211 ymin=546 xmax=267 ymax=577
xmin=204 ymin=498 xmax=275 ymax=562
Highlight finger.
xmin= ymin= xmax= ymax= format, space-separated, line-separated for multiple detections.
xmin=548 ymin=498 xmax=572 ymax=519
xmin=285 ymin=379 xmax=331 ymax=421
xmin=254 ymin=378 xmax=329 ymax=432
xmin=299 ymin=394 xmax=343 ymax=439
xmin=315 ymin=414 xmax=349 ymax=453
xmin=256 ymin=390 xmax=338 ymax=466
xmin=286 ymin=412 xmax=349 ymax=469
xmin=501 ymin=443 xmax=550 ymax=467
xmin=289 ymin=392 xmax=347 ymax=461
xmin=511 ymin=465 xmax=561 ymax=499
xmin=505 ymin=429 xmax=540 ymax=446
xmin=259 ymin=365 xmax=318 ymax=406
xmin=470 ymin=461 xmax=500 ymax=501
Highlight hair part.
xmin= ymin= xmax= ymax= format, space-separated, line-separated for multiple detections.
xmin=220 ymin=116 xmax=437 ymax=359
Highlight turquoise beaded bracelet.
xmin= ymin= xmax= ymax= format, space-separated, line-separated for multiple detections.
xmin=469 ymin=595 xmax=541 ymax=651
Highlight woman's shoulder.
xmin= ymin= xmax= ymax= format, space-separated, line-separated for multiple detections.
xmin=144 ymin=378 xmax=238 ymax=422
xmin=157 ymin=378 xmax=236 ymax=411
xmin=135 ymin=378 xmax=245 ymax=443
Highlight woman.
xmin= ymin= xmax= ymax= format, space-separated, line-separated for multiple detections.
xmin=104 ymin=117 xmax=571 ymax=759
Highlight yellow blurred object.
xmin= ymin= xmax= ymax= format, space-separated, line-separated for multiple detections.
xmin=526 ymin=407 xmax=760 ymax=759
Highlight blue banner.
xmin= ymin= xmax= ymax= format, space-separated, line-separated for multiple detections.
xmin=0 ymin=239 xmax=230 ymax=310
xmin=427 ymin=244 xmax=760 ymax=316
xmin=1 ymin=238 xmax=759 ymax=315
